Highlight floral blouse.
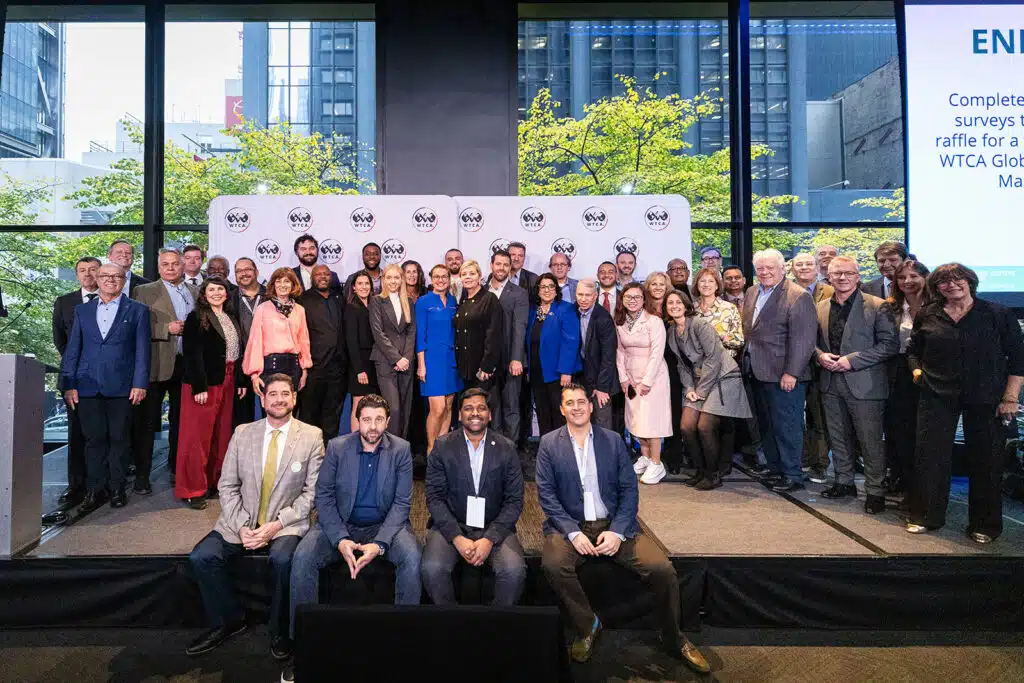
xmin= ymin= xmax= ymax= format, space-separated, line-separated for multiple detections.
xmin=695 ymin=297 xmax=744 ymax=357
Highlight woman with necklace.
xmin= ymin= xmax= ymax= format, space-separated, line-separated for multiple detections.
xmin=616 ymin=282 xmax=672 ymax=485
xmin=526 ymin=272 xmax=580 ymax=437
xmin=369 ymin=263 xmax=417 ymax=438
xmin=344 ymin=271 xmax=381 ymax=432
xmin=242 ymin=268 xmax=310 ymax=398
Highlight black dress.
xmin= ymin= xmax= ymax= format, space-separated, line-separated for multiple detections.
xmin=345 ymin=298 xmax=381 ymax=396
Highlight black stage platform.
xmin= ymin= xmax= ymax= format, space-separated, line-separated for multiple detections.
xmin=5 ymin=452 xmax=1023 ymax=634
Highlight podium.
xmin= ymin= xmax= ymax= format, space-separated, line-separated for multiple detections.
xmin=0 ymin=354 xmax=43 ymax=557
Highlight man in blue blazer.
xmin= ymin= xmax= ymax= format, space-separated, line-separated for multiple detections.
xmin=289 ymin=394 xmax=422 ymax=634
xmin=421 ymin=389 xmax=526 ymax=605
xmin=574 ymin=278 xmax=619 ymax=430
xmin=535 ymin=384 xmax=709 ymax=673
xmin=60 ymin=263 xmax=151 ymax=512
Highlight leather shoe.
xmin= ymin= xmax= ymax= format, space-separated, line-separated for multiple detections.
xmin=682 ymin=473 xmax=703 ymax=487
xmin=110 ymin=488 xmax=127 ymax=508
xmin=187 ymin=497 xmax=208 ymax=511
xmin=271 ymin=636 xmax=292 ymax=661
xmin=695 ymin=473 xmax=722 ymax=490
xmin=864 ymin=494 xmax=885 ymax=514
xmin=185 ymin=621 xmax=247 ymax=656
xmin=749 ymin=464 xmax=774 ymax=479
xmin=133 ymin=477 xmax=152 ymax=495
xmin=570 ymin=617 xmax=601 ymax=663
xmin=820 ymin=483 xmax=857 ymax=499
xmin=79 ymin=490 xmax=109 ymax=515
xmin=281 ymin=663 xmax=295 ymax=683
xmin=770 ymin=477 xmax=804 ymax=493
xmin=969 ymin=531 xmax=995 ymax=544
xmin=57 ymin=486 xmax=85 ymax=511
xmin=675 ymin=637 xmax=711 ymax=674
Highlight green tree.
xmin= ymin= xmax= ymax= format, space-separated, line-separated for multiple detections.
xmin=851 ymin=187 xmax=905 ymax=221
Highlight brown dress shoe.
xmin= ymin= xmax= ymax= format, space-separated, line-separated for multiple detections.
xmin=678 ymin=637 xmax=711 ymax=674
xmin=570 ymin=617 xmax=601 ymax=663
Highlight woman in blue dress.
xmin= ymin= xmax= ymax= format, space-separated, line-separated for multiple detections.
xmin=416 ymin=263 xmax=463 ymax=454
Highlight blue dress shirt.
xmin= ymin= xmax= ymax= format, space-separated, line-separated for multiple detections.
xmin=349 ymin=446 xmax=383 ymax=526
xmin=466 ymin=432 xmax=486 ymax=495
xmin=96 ymin=295 xmax=123 ymax=339
xmin=162 ymin=279 xmax=195 ymax=354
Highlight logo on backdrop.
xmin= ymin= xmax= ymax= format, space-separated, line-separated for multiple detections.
xmin=644 ymin=205 xmax=670 ymax=231
xmin=489 ymin=238 xmax=510 ymax=256
xmin=287 ymin=206 xmax=314 ymax=232
xmin=381 ymin=238 xmax=407 ymax=266
xmin=224 ymin=206 xmax=251 ymax=232
xmin=614 ymin=237 xmax=639 ymax=258
xmin=413 ymin=207 xmax=439 ymax=233
xmin=350 ymin=207 xmax=376 ymax=232
xmin=581 ymin=206 xmax=608 ymax=232
xmin=460 ymin=207 xmax=485 ymax=232
xmin=255 ymin=239 xmax=282 ymax=265
xmin=319 ymin=239 xmax=344 ymax=265
xmin=520 ymin=207 xmax=546 ymax=232
xmin=551 ymin=238 xmax=577 ymax=263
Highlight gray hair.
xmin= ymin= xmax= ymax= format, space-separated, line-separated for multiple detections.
xmin=813 ymin=244 xmax=838 ymax=260
xmin=576 ymin=277 xmax=598 ymax=293
xmin=158 ymin=247 xmax=182 ymax=260
xmin=752 ymin=249 xmax=786 ymax=268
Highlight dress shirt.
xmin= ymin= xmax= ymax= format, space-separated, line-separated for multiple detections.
xmin=465 ymin=431 xmax=486 ymax=495
xmin=81 ymin=289 xmax=98 ymax=304
xmin=723 ymin=292 xmax=744 ymax=308
xmin=350 ymin=443 xmax=384 ymax=527
xmin=802 ymin=280 xmax=817 ymax=297
xmin=752 ymin=282 xmax=779 ymax=324
xmin=566 ymin=427 xmax=622 ymax=542
xmin=828 ymin=295 xmax=855 ymax=354
xmin=579 ymin=306 xmax=594 ymax=358
xmin=388 ymin=291 xmax=403 ymax=323
xmin=261 ymin=418 xmax=292 ymax=476
xmin=96 ymin=295 xmax=123 ymax=339
xmin=119 ymin=270 xmax=133 ymax=296
xmin=299 ymin=266 xmax=313 ymax=292
xmin=509 ymin=271 xmax=522 ymax=287
xmin=558 ymin=280 xmax=573 ymax=301
xmin=599 ymin=288 xmax=617 ymax=313
xmin=162 ymin=279 xmax=196 ymax=354
xmin=489 ymin=279 xmax=507 ymax=300
xmin=185 ymin=274 xmax=202 ymax=288
xmin=882 ymin=276 xmax=892 ymax=299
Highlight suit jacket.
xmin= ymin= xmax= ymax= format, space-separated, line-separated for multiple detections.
xmin=527 ymin=299 xmax=582 ymax=382
xmin=60 ymin=295 xmax=151 ymax=397
xmin=487 ymin=279 xmax=528 ymax=367
xmin=815 ymin=290 xmax=898 ymax=400
xmin=513 ymin=268 xmax=538 ymax=295
xmin=861 ymin=276 xmax=887 ymax=299
xmin=125 ymin=272 xmax=152 ymax=298
xmin=315 ymin=432 xmax=413 ymax=548
xmin=182 ymin=309 xmax=245 ymax=394
xmin=53 ymin=289 xmax=93 ymax=391
xmin=425 ymin=429 xmax=523 ymax=545
xmin=740 ymin=279 xmax=817 ymax=382
xmin=345 ymin=299 xmax=375 ymax=379
xmin=299 ymin=288 xmax=348 ymax=378
xmin=810 ymin=281 xmax=835 ymax=305
xmin=667 ymin=315 xmax=740 ymax=397
xmin=214 ymin=417 xmax=324 ymax=544
xmin=293 ymin=266 xmax=342 ymax=294
xmin=559 ymin=277 xmax=579 ymax=304
xmin=576 ymin=303 xmax=619 ymax=395
xmin=368 ymin=294 xmax=416 ymax=366
xmin=535 ymin=425 xmax=639 ymax=539
xmin=134 ymin=280 xmax=198 ymax=382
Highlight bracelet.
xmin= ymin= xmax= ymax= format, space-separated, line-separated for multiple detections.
xmin=1002 ymin=398 xmax=1018 ymax=404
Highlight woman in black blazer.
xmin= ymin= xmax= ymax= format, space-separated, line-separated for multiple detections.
xmin=369 ymin=263 xmax=417 ymax=438
xmin=345 ymin=271 xmax=381 ymax=432
xmin=178 ymin=277 xmax=246 ymax=510
xmin=453 ymin=259 xmax=503 ymax=395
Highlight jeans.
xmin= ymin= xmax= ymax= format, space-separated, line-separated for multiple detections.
xmin=420 ymin=528 xmax=526 ymax=606
xmin=289 ymin=524 xmax=422 ymax=637
xmin=750 ymin=379 xmax=807 ymax=479
xmin=189 ymin=530 xmax=300 ymax=639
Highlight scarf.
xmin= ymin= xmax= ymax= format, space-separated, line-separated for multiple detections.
xmin=272 ymin=297 xmax=294 ymax=318
xmin=625 ymin=309 xmax=643 ymax=332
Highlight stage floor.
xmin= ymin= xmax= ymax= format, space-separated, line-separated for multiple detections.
xmin=29 ymin=446 xmax=1024 ymax=559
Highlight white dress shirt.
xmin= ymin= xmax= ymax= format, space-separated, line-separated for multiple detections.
xmin=299 ymin=266 xmax=313 ymax=291
xmin=465 ymin=430 xmax=487 ymax=495
xmin=388 ymin=291 xmax=403 ymax=322
xmin=262 ymin=418 xmax=293 ymax=475
xmin=598 ymin=287 xmax=618 ymax=312
xmin=81 ymin=289 xmax=99 ymax=304
xmin=489 ymin=279 xmax=507 ymax=300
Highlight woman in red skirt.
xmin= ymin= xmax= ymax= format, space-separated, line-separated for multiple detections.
xmin=177 ymin=277 xmax=246 ymax=510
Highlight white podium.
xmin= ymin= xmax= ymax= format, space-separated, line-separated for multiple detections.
xmin=0 ymin=354 xmax=43 ymax=557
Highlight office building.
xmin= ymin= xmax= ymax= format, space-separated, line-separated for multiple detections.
xmin=0 ymin=21 xmax=65 ymax=159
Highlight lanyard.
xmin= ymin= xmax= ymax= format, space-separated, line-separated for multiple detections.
xmin=241 ymin=293 xmax=261 ymax=315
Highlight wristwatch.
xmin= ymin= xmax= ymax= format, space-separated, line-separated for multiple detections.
xmin=375 ymin=542 xmax=387 ymax=556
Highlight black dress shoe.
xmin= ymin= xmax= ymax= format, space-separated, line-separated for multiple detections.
xmin=682 ymin=473 xmax=704 ymax=487
xmin=206 ymin=488 xmax=219 ymax=499
xmin=281 ymin=663 xmax=295 ymax=682
xmin=749 ymin=464 xmax=774 ymax=478
xmin=185 ymin=621 xmax=247 ymax=656
xmin=695 ymin=473 xmax=723 ymax=490
xmin=864 ymin=494 xmax=886 ymax=514
xmin=133 ymin=477 xmax=152 ymax=495
xmin=666 ymin=463 xmax=681 ymax=475
xmin=187 ymin=497 xmax=208 ymax=511
xmin=820 ymin=483 xmax=858 ymax=499
xmin=887 ymin=476 xmax=906 ymax=495
xmin=110 ymin=488 xmax=127 ymax=508
xmin=57 ymin=486 xmax=85 ymax=511
xmin=770 ymin=477 xmax=805 ymax=493
xmin=271 ymin=635 xmax=293 ymax=661
xmin=79 ymin=490 xmax=109 ymax=515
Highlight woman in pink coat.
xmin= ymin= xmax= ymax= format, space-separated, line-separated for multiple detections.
xmin=615 ymin=282 xmax=673 ymax=485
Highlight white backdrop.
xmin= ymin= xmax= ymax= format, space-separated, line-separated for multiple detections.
xmin=454 ymin=195 xmax=691 ymax=280
xmin=208 ymin=195 xmax=459 ymax=282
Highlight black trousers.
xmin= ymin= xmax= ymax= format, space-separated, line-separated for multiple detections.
xmin=233 ymin=384 xmax=258 ymax=427
xmin=909 ymin=389 xmax=1005 ymax=537
xmin=885 ymin=360 xmax=919 ymax=484
xmin=518 ymin=374 xmax=534 ymax=447
xmin=132 ymin=355 xmax=183 ymax=481
xmin=532 ymin=377 xmax=565 ymax=437
xmin=78 ymin=395 xmax=132 ymax=493
xmin=297 ymin=371 xmax=346 ymax=445
xmin=662 ymin=361 xmax=685 ymax=470
xmin=66 ymin=397 xmax=87 ymax=491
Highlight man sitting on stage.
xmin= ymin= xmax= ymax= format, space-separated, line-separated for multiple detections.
xmin=421 ymin=388 xmax=526 ymax=605
xmin=285 ymin=394 xmax=421 ymax=681
xmin=535 ymin=384 xmax=709 ymax=673
xmin=186 ymin=374 xmax=324 ymax=661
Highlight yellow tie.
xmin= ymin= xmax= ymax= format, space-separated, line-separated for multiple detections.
xmin=258 ymin=429 xmax=281 ymax=526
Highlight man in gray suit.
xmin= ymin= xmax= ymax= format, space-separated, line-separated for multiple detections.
xmin=815 ymin=256 xmax=899 ymax=514
xmin=487 ymin=249 xmax=529 ymax=443
xmin=861 ymin=240 xmax=907 ymax=299
xmin=741 ymin=249 xmax=818 ymax=492
xmin=186 ymin=374 xmax=323 ymax=660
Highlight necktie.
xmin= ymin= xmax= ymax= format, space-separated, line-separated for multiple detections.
xmin=86 ymin=293 xmax=97 ymax=302
xmin=884 ymin=281 xmax=891 ymax=298
xmin=258 ymin=429 xmax=281 ymax=526
xmin=602 ymin=292 xmax=611 ymax=312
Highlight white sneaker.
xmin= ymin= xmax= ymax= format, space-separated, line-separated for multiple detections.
xmin=641 ymin=461 xmax=666 ymax=485
xmin=633 ymin=455 xmax=652 ymax=475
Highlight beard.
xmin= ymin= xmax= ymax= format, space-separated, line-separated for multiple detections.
xmin=299 ymin=253 xmax=318 ymax=267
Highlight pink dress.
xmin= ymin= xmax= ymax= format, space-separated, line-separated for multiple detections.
xmin=615 ymin=311 xmax=672 ymax=438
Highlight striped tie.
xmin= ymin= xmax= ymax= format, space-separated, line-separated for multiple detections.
xmin=257 ymin=429 xmax=280 ymax=526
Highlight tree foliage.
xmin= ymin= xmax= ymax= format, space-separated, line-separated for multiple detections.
xmin=851 ymin=187 xmax=906 ymax=221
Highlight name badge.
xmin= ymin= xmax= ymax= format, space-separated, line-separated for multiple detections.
xmin=583 ymin=492 xmax=598 ymax=522
xmin=291 ymin=462 xmax=302 ymax=473
xmin=466 ymin=496 xmax=486 ymax=529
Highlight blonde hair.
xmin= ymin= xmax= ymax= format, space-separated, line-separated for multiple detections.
xmin=378 ymin=263 xmax=411 ymax=323
xmin=459 ymin=259 xmax=482 ymax=278
xmin=643 ymin=271 xmax=670 ymax=315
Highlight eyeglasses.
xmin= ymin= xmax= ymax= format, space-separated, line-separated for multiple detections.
xmin=97 ymin=274 xmax=126 ymax=281
xmin=830 ymin=271 xmax=858 ymax=279
xmin=668 ymin=267 xmax=688 ymax=274
xmin=550 ymin=263 xmax=568 ymax=268
xmin=701 ymin=255 xmax=721 ymax=262
xmin=623 ymin=294 xmax=644 ymax=302
xmin=538 ymin=284 xmax=556 ymax=291
xmin=236 ymin=267 xmax=255 ymax=275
